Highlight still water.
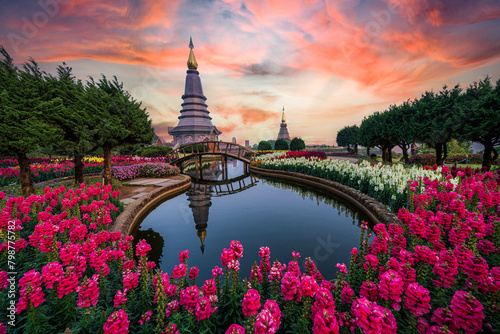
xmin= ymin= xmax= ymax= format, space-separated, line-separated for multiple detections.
xmin=134 ymin=159 xmax=371 ymax=282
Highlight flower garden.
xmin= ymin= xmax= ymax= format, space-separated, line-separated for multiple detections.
xmin=0 ymin=153 xmax=499 ymax=333
xmin=0 ymin=157 xmax=169 ymax=186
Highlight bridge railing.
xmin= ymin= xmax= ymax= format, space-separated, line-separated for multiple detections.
xmin=167 ymin=141 xmax=256 ymax=164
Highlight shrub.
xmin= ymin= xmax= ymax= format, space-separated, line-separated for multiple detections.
xmin=258 ymin=141 xmax=272 ymax=151
xmin=137 ymin=146 xmax=172 ymax=157
xmin=290 ymin=137 xmax=305 ymax=151
xmin=274 ymin=139 xmax=289 ymax=150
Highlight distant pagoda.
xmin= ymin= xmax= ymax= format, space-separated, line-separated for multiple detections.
xmin=277 ymin=106 xmax=291 ymax=141
xmin=168 ymin=37 xmax=221 ymax=144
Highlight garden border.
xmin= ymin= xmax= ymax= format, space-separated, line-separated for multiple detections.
xmin=112 ymin=175 xmax=192 ymax=235
xmin=249 ymin=166 xmax=399 ymax=226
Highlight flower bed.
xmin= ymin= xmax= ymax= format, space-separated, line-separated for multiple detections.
xmin=409 ymin=153 xmax=500 ymax=166
xmin=0 ymin=156 xmax=170 ymax=186
xmin=110 ymin=163 xmax=180 ymax=181
xmin=258 ymin=157 xmax=453 ymax=211
xmin=0 ymin=163 xmax=499 ymax=332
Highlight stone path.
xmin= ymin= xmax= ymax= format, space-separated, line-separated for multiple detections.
xmin=119 ymin=178 xmax=186 ymax=205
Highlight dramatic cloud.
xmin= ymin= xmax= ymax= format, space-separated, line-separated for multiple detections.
xmin=1 ymin=0 xmax=499 ymax=144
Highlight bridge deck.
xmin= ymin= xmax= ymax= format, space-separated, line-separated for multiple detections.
xmin=168 ymin=141 xmax=256 ymax=166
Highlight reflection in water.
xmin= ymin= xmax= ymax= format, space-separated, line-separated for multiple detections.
xmin=135 ymin=159 xmax=370 ymax=281
xmin=260 ymin=179 xmax=365 ymax=227
xmin=184 ymin=160 xmax=258 ymax=254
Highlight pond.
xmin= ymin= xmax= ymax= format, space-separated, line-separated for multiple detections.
xmin=134 ymin=159 xmax=372 ymax=282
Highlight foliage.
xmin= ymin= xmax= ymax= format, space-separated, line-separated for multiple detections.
xmin=110 ymin=163 xmax=179 ymax=180
xmin=274 ymin=139 xmax=289 ymax=151
xmin=455 ymin=77 xmax=500 ymax=169
xmin=137 ymin=146 xmax=173 ymax=157
xmin=359 ymin=112 xmax=396 ymax=162
xmin=1 ymin=166 xmax=499 ymax=333
xmin=336 ymin=125 xmax=359 ymax=154
xmin=179 ymin=143 xmax=210 ymax=154
xmin=258 ymin=141 xmax=273 ymax=151
xmin=290 ymin=138 xmax=306 ymax=151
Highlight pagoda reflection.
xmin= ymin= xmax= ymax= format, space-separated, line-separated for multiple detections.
xmin=184 ymin=159 xmax=258 ymax=254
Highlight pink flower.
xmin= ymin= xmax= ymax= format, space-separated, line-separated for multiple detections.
xmin=171 ymin=264 xmax=187 ymax=279
xmin=123 ymin=272 xmax=139 ymax=290
xmin=230 ymin=240 xmax=243 ymax=259
xmin=57 ymin=271 xmax=79 ymax=299
xmin=251 ymin=265 xmax=263 ymax=284
xmin=363 ymin=255 xmax=378 ymax=271
xmin=360 ymin=281 xmax=378 ymax=302
xmin=311 ymin=287 xmax=335 ymax=321
xmin=202 ymin=279 xmax=216 ymax=296
xmin=136 ymin=239 xmax=151 ymax=257
xmin=312 ymin=308 xmax=339 ymax=334
xmin=341 ymin=283 xmax=354 ymax=304
xmin=226 ymin=324 xmax=245 ymax=334
xmin=432 ymin=250 xmax=459 ymax=288
xmin=189 ymin=267 xmax=199 ymax=280
xmin=195 ymin=296 xmax=217 ymax=321
xmin=212 ymin=266 xmax=223 ymax=278
xmin=77 ymin=277 xmax=99 ymax=308
xmin=166 ymin=300 xmax=180 ymax=317
xmin=221 ymin=248 xmax=236 ymax=268
xmin=0 ymin=271 xmax=7 ymax=291
xmin=180 ymin=285 xmax=199 ymax=311
xmin=162 ymin=323 xmax=179 ymax=334
xmin=259 ymin=247 xmax=270 ymax=259
xmin=242 ymin=289 xmax=261 ymax=317
xmin=41 ymin=262 xmax=64 ymax=289
xmin=300 ymin=275 xmax=319 ymax=298
xmin=138 ymin=310 xmax=152 ymax=325
xmin=450 ymin=290 xmax=485 ymax=333
xmin=351 ymin=298 xmax=397 ymax=334
xmin=281 ymin=272 xmax=300 ymax=301
xmin=255 ymin=309 xmax=279 ymax=334
xmin=336 ymin=263 xmax=347 ymax=274
xmin=378 ymin=270 xmax=404 ymax=310
xmin=17 ymin=270 xmax=45 ymax=313
xmin=103 ymin=309 xmax=129 ymax=334
xmin=114 ymin=290 xmax=127 ymax=308
xmin=292 ymin=251 xmax=300 ymax=260
xmin=179 ymin=250 xmax=189 ymax=264
xmin=404 ymin=282 xmax=430 ymax=316
xmin=287 ymin=261 xmax=301 ymax=276
xmin=263 ymin=299 xmax=282 ymax=328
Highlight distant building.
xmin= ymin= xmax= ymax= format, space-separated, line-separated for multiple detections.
xmin=168 ymin=37 xmax=221 ymax=145
xmin=277 ymin=106 xmax=291 ymax=141
xmin=232 ymin=137 xmax=237 ymax=144
xmin=155 ymin=137 xmax=167 ymax=146
xmin=245 ymin=140 xmax=250 ymax=148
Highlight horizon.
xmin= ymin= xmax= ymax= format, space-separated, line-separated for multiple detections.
xmin=1 ymin=0 xmax=499 ymax=145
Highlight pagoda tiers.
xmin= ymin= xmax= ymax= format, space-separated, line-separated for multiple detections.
xmin=277 ymin=106 xmax=291 ymax=141
xmin=168 ymin=37 xmax=221 ymax=145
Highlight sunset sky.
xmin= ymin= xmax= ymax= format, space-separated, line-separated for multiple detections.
xmin=1 ymin=0 xmax=500 ymax=145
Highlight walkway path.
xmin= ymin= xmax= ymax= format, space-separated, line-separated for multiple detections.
xmin=118 ymin=176 xmax=187 ymax=205
xmin=328 ymin=156 xmax=359 ymax=163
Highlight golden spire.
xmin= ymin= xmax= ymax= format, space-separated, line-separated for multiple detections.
xmin=281 ymin=106 xmax=286 ymax=124
xmin=187 ymin=36 xmax=198 ymax=70
xmin=197 ymin=229 xmax=206 ymax=254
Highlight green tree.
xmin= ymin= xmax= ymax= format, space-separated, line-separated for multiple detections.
xmin=290 ymin=137 xmax=306 ymax=151
xmin=456 ymin=77 xmax=500 ymax=169
xmin=414 ymin=85 xmax=461 ymax=165
xmin=0 ymin=48 xmax=63 ymax=195
xmin=359 ymin=112 xmax=395 ymax=162
xmin=336 ymin=125 xmax=359 ymax=154
xmin=86 ymin=75 xmax=154 ymax=185
xmin=386 ymin=101 xmax=417 ymax=164
xmin=274 ymin=139 xmax=289 ymax=150
xmin=44 ymin=63 xmax=98 ymax=184
xmin=258 ymin=140 xmax=272 ymax=151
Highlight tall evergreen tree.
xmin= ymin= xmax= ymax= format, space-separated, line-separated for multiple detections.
xmin=290 ymin=137 xmax=306 ymax=151
xmin=86 ymin=75 xmax=154 ymax=185
xmin=0 ymin=48 xmax=63 ymax=195
xmin=274 ymin=139 xmax=289 ymax=150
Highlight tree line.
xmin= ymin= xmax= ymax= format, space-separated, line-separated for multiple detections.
xmin=336 ymin=77 xmax=500 ymax=169
xmin=0 ymin=47 xmax=154 ymax=195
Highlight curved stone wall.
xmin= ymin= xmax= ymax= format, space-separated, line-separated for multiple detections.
xmin=112 ymin=175 xmax=191 ymax=235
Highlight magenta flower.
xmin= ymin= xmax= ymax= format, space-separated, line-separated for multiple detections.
xmin=359 ymin=280 xmax=378 ymax=302
xmin=77 ymin=277 xmax=99 ymax=308
xmin=312 ymin=308 xmax=339 ymax=334
xmin=114 ymin=290 xmax=127 ymax=308
xmin=179 ymin=250 xmax=189 ymax=264
xmin=189 ymin=266 xmax=199 ymax=280
xmin=171 ymin=264 xmax=187 ymax=279
xmin=300 ymin=275 xmax=319 ymax=298
xmin=136 ymin=239 xmax=151 ymax=257
xmin=242 ymin=288 xmax=261 ymax=317
xmin=212 ymin=266 xmax=223 ymax=278
xmin=103 ymin=309 xmax=129 ymax=334
xmin=263 ymin=299 xmax=282 ymax=327
xmin=255 ymin=309 xmax=279 ymax=334
xmin=195 ymin=296 xmax=217 ymax=321
xmin=180 ymin=285 xmax=199 ymax=311
xmin=351 ymin=298 xmax=397 ymax=334
xmin=378 ymin=270 xmax=404 ymax=310
xmin=341 ymin=283 xmax=354 ymax=304
xmin=202 ymin=278 xmax=216 ymax=296
xmin=138 ymin=310 xmax=152 ymax=325
xmin=226 ymin=324 xmax=245 ymax=334
xmin=230 ymin=240 xmax=243 ymax=259
xmin=450 ymin=290 xmax=485 ymax=333
xmin=404 ymin=282 xmax=431 ymax=316
xmin=281 ymin=272 xmax=300 ymax=301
